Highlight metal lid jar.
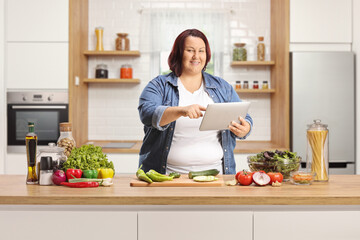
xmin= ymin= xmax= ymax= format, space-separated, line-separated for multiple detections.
xmin=306 ymin=119 xmax=329 ymax=181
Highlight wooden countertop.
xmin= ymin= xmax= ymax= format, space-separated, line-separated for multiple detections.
xmin=0 ymin=175 xmax=359 ymax=205
xmin=88 ymin=140 xmax=287 ymax=154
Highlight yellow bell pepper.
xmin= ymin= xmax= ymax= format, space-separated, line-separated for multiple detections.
xmin=98 ymin=168 xmax=114 ymax=179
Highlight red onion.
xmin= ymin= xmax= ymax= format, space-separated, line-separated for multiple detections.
xmin=52 ymin=170 xmax=67 ymax=185
xmin=252 ymin=171 xmax=271 ymax=186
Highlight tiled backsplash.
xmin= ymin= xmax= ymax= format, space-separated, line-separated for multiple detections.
xmin=88 ymin=0 xmax=271 ymax=141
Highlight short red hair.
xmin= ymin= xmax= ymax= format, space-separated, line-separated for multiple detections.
xmin=168 ymin=29 xmax=211 ymax=77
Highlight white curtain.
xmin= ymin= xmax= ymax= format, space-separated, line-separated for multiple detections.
xmin=140 ymin=9 xmax=228 ymax=77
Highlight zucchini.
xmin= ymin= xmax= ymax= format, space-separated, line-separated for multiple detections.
xmin=188 ymin=169 xmax=220 ymax=179
xmin=193 ymin=176 xmax=218 ymax=182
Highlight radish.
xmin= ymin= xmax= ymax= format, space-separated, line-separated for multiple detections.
xmin=252 ymin=171 xmax=271 ymax=186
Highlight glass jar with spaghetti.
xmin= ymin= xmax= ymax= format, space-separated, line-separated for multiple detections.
xmin=306 ymin=119 xmax=329 ymax=182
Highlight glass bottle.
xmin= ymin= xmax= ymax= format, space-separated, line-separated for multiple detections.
xmin=233 ymin=43 xmax=247 ymax=61
xmin=57 ymin=122 xmax=76 ymax=158
xmin=306 ymin=119 xmax=329 ymax=182
xmin=253 ymin=81 xmax=259 ymax=89
xmin=95 ymin=27 xmax=104 ymax=51
xmin=26 ymin=122 xmax=38 ymax=184
xmin=257 ymin=36 xmax=265 ymax=61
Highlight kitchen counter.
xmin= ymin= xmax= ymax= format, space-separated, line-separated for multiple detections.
xmin=89 ymin=140 xmax=287 ymax=153
xmin=1 ymin=174 xmax=360 ymax=205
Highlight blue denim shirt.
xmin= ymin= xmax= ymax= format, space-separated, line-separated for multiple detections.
xmin=138 ymin=71 xmax=253 ymax=174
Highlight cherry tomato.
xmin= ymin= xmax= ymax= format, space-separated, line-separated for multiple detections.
xmin=237 ymin=170 xmax=253 ymax=186
xmin=267 ymin=172 xmax=283 ymax=184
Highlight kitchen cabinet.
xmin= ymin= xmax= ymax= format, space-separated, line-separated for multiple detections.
xmin=0 ymin=210 xmax=137 ymax=240
xmin=69 ymin=0 xmax=290 ymax=151
xmin=138 ymin=211 xmax=252 ymax=240
xmin=6 ymin=42 xmax=68 ymax=89
xmin=254 ymin=211 xmax=360 ymax=240
xmin=290 ymin=0 xmax=352 ymax=43
xmin=6 ymin=0 xmax=68 ymax=42
xmin=5 ymin=153 xmax=26 ymax=175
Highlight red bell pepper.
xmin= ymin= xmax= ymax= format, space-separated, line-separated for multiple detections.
xmin=61 ymin=182 xmax=99 ymax=188
xmin=66 ymin=169 xmax=83 ymax=180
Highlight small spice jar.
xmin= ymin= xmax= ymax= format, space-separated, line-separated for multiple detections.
xmin=57 ymin=122 xmax=76 ymax=158
xmin=235 ymin=81 xmax=241 ymax=90
xmin=243 ymin=81 xmax=249 ymax=89
xmin=233 ymin=43 xmax=247 ymax=61
xmin=39 ymin=156 xmax=54 ymax=186
xmin=253 ymin=81 xmax=259 ymax=89
xmin=95 ymin=64 xmax=108 ymax=78
xmin=120 ymin=64 xmax=133 ymax=79
xmin=262 ymin=81 xmax=269 ymax=89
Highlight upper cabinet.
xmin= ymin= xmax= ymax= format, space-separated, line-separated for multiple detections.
xmin=290 ymin=0 xmax=352 ymax=43
xmin=6 ymin=0 xmax=69 ymax=42
xmin=5 ymin=0 xmax=69 ymax=89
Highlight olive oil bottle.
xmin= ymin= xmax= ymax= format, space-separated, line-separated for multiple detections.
xmin=26 ymin=122 xmax=38 ymax=184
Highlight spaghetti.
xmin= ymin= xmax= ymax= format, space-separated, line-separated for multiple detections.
xmin=307 ymin=130 xmax=328 ymax=181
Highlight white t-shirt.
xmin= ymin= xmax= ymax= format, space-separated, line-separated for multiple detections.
xmin=166 ymin=78 xmax=224 ymax=174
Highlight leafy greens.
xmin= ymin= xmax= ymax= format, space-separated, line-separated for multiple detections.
xmin=62 ymin=144 xmax=114 ymax=172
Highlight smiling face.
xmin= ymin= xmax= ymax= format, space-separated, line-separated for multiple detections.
xmin=181 ymin=36 xmax=207 ymax=76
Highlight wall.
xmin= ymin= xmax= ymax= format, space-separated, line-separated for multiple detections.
xmin=87 ymin=0 xmax=272 ymax=142
xmin=0 ymin=0 xmax=5 ymax=174
xmin=353 ymin=0 xmax=360 ymax=175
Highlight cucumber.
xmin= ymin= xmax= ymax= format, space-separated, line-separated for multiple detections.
xmin=188 ymin=169 xmax=220 ymax=179
xmin=193 ymin=176 xmax=218 ymax=182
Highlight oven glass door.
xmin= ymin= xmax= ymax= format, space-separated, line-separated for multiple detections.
xmin=7 ymin=104 xmax=69 ymax=145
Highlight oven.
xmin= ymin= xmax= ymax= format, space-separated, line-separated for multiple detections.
xmin=7 ymin=91 xmax=68 ymax=152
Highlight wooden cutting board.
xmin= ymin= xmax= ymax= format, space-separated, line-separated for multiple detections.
xmin=130 ymin=174 xmax=224 ymax=187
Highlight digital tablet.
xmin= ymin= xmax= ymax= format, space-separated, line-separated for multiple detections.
xmin=199 ymin=102 xmax=251 ymax=131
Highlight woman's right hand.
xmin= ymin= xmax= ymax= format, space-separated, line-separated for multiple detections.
xmin=180 ymin=104 xmax=206 ymax=119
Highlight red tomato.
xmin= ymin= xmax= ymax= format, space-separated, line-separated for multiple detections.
xmin=237 ymin=170 xmax=253 ymax=186
xmin=235 ymin=170 xmax=253 ymax=182
xmin=267 ymin=172 xmax=283 ymax=184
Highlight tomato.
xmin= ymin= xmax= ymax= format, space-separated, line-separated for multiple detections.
xmin=237 ymin=170 xmax=253 ymax=186
xmin=267 ymin=172 xmax=283 ymax=184
xmin=235 ymin=170 xmax=253 ymax=182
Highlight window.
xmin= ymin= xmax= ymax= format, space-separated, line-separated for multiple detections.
xmin=141 ymin=9 xmax=227 ymax=77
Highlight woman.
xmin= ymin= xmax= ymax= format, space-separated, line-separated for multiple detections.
xmin=138 ymin=29 xmax=253 ymax=174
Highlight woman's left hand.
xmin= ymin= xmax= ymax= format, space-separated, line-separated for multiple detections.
xmin=228 ymin=117 xmax=251 ymax=138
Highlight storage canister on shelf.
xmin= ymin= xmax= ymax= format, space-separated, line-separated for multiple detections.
xmin=306 ymin=119 xmax=329 ymax=181
xmin=116 ymin=33 xmax=130 ymax=51
xmin=257 ymin=36 xmax=265 ymax=61
xmin=95 ymin=27 xmax=104 ymax=51
xmin=95 ymin=64 xmax=108 ymax=78
xmin=233 ymin=43 xmax=247 ymax=61
xmin=253 ymin=81 xmax=259 ymax=89
xmin=121 ymin=64 xmax=133 ymax=79
xmin=235 ymin=81 xmax=241 ymax=90
xmin=57 ymin=122 xmax=76 ymax=158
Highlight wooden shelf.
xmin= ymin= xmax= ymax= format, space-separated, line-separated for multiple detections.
xmin=83 ymin=78 xmax=140 ymax=83
xmin=83 ymin=50 xmax=140 ymax=56
xmin=231 ymin=61 xmax=275 ymax=66
xmin=236 ymin=89 xmax=275 ymax=93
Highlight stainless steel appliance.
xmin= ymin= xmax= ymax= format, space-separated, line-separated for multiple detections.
xmin=7 ymin=91 xmax=68 ymax=152
xmin=290 ymin=52 xmax=355 ymax=174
